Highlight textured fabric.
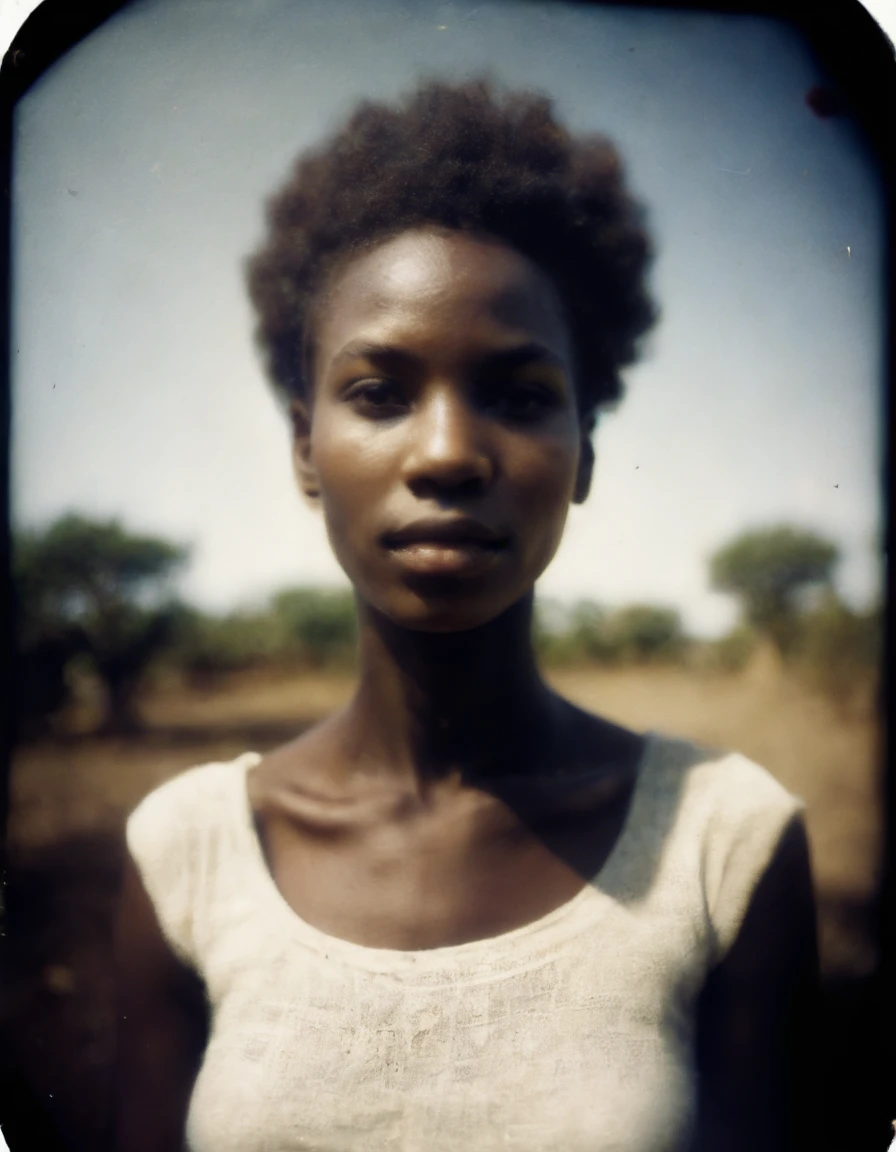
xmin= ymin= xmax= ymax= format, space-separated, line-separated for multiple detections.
xmin=126 ymin=733 xmax=803 ymax=1152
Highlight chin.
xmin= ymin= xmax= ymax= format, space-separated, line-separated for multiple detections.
xmin=372 ymin=579 xmax=531 ymax=635
xmin=398 ymin=609 xmax=502 ymax=635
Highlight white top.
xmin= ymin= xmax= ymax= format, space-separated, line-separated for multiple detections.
xmin=126 ymin=732 xmax=803 ymax=1152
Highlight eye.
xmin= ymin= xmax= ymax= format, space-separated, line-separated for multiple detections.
xmin=479 ymin=379 xmax=563 ymax=422
xmin=345 ymin=379 xmax=407 ymax=418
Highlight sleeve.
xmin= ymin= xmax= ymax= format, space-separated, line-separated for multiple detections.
xmin=125 ymin=768 xmax=208 ymax=970
xmin=699 ymin=754 xmax=807 ymax=963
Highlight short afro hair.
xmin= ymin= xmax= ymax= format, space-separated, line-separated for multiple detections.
xmin=247 ymin=78 xmax=657 ymax=418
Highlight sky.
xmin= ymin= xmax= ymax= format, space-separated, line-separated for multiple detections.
xmin=10 ymin=0 xmax=887 ymax=637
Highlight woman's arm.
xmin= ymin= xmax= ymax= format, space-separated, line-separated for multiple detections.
xmin=109 ymin=851 xmax=209 ymax=1152
xmin=694 ymin=815 xmax=820 ymax=1152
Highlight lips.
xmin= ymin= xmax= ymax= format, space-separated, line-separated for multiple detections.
xmin=382 ymin=517 xmax=509 ymax=577
xmin=383 ymin=517 xmax=508 ymax=548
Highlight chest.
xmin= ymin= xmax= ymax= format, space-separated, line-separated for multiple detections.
xmin=189 ymin=906 xmax=702 ymax=1152
xmin=252 ymin=778 xmax=635 ymax=950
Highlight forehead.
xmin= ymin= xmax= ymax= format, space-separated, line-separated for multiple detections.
xmin=314 ymin=228 xmax=572 ymax=363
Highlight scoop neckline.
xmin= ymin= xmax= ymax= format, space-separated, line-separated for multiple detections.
xmin=230 ymin=732 xmax=659 ymax=974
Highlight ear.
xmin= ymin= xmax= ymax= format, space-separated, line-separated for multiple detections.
xmin=289 ymin=398 xmax=320 ymax=503
xmin=572 ymin=427 xmax=595 ymax=505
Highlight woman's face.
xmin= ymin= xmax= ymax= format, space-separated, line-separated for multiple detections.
xmin=295 ymin=227 xmax=591 ymax=633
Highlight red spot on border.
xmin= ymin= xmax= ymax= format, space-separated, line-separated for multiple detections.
xmin=806 ymin=86 xmax=848 ymax=118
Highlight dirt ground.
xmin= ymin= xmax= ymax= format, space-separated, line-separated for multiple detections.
xmin=0 ymin=659 xmax=888 ymax=1150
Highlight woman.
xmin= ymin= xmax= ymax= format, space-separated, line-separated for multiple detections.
xmin=113 ymin=81 xmax=818 ymax=1152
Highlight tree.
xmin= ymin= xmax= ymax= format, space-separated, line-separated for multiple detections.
xmin=270 ymin=587 xmax=357 ymax=667
xmin=164 ymin=605 xmax=280 ymax=685
xmin=709 ymin=525 xmax=839 ymax=657
xmin=534 ymin=599 xmax=608 ymax=664
xmin=13 ymin=514 xmax=189 ymax=731
xmin=533 ymin=599 xmax=687 ymax=666
xmin=15 ymin=623 xmax=92 ymax=735
xmin=603 ymin=604 xmax=687 ymax=663
xmin=793 ymin=589 xmax=881 ymax=712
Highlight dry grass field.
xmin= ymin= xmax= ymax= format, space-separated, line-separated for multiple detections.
xmin=1 ymin=655 xmax=887 ymax=1150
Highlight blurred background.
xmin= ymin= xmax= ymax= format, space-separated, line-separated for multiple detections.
xmin=3 ymin=1 xmax=888 ymax=1149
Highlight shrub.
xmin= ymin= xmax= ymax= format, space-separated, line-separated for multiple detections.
xmin=163 ymin=606 xmax=280 ymax=681
xmin=704 ymin=625 xmax=758 ymax=674
xmin=793 ymin=594 xmax=881 ymax=710
xmin=535 ymin=599 xmax=688 ymax=666
xmin=602 ymin=604 xmax=687 ymax=663
xmin=270 ymin=587 xmax=357 ymax=668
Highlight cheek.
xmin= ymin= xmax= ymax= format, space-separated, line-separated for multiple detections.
xmin=311 ymin=409 xmax=377 ymax=497
xmin=514 ymin=434 xmax=581 ymax=517
xmin=506 ymin=433 xmax=581 ymax=569
xmin=308 ymin=415 xmax=392 ymax=561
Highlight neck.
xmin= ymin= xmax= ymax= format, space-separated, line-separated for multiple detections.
xmin=338 ymin=594 xmax=558 ymax=789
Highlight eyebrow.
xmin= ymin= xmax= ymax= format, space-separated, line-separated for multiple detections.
xmin=329 ymin=340 xmax=567 ymax=373
xmin=329 ymin=342 xmax=421 ymax=372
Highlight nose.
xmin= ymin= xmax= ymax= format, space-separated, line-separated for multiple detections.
xmin=401 ymin=388 xmax=495 ymax=497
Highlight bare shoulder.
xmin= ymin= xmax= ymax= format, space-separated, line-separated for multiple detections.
xmin=115 ymin=849 xmax=206 ymax=1005
xmin=555 ymin=691 xmax=644 ymax=774
xmin=717 ymin=814 xmax=817 ymax=982
xmin=112 ymin=852 xmax=208 ymax=1152
xmin=555 ymin=696 xmax=647 ymax=784
xmin=245 ymin=714 xmax=382 ymax=853
xmin=694 ymin=813 xmax=819 ymax=1151
xmin=246 ymin=713 xmax=345 ymax=811
xmin=509 ymin=698 xmax=649 ymax=827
